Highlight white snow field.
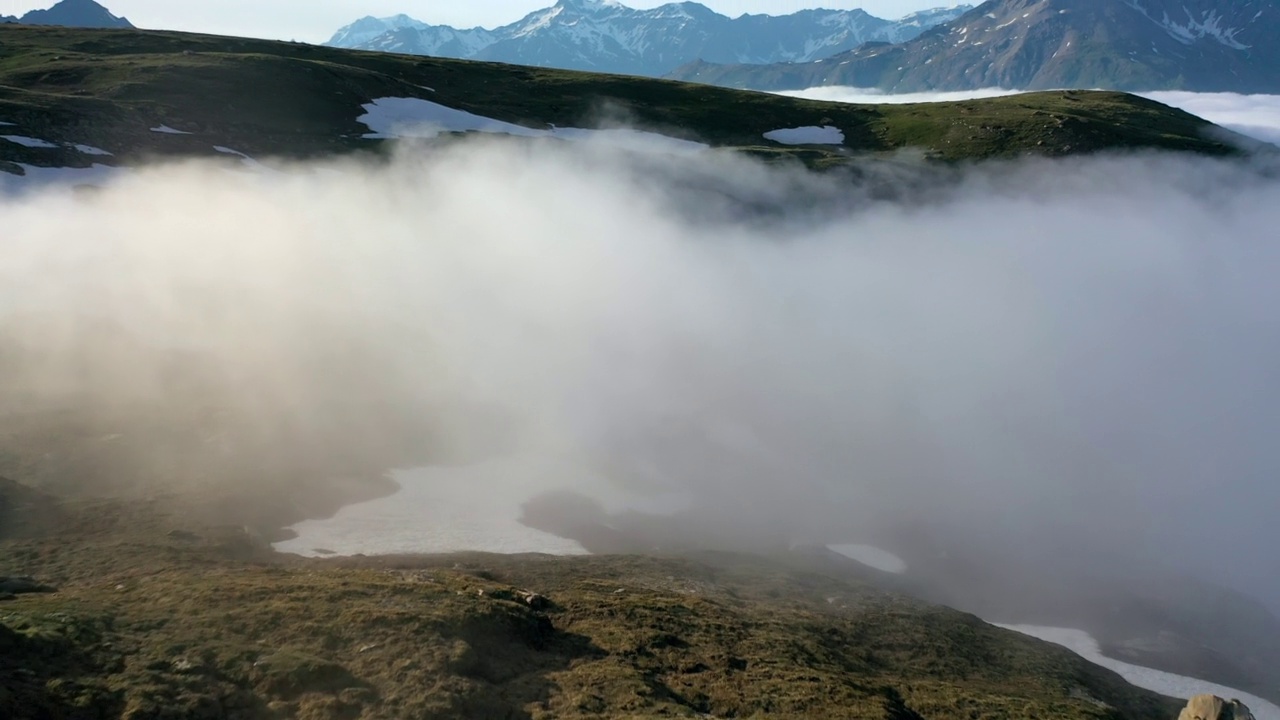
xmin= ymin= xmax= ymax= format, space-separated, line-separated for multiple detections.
xmin=272 ymin=457 xmax=693 ymax=558
xmin=150 ymin=125 xmax=191 ymax=135
xmin=763 ymin=125 xmax=846 ymax=145
xmin=273 ymin=462 xmax=591 ymax=557
xmin=72 ymin=143 xmax=113 ymax=156
xmin=356 ymin=96 xmax=708 ymax=153
xmin=996 ymin=624 xmax=1280 ymax=719
xmin=826 ymin=544 xmax=908 ymax=573
xmin=212 ymin=145 xmax=270 ymax=170
xmin=2 ymin=135 xmax=61 ymax=148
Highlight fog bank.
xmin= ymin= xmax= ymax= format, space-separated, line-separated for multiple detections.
xmin=2 ymin=137 xmax=1279 ymax=612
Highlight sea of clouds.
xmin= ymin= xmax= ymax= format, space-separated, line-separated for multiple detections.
xmin=3 ymin=121 xmax=1280 ymax=617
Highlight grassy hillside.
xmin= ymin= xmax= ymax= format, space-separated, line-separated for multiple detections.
xmin=0 ymin=24 xmax=1241 ymax=171
xmin=0 ymin=322 xmax=1190 ymax=718
xmin=0 ymin=478 xmax=1184 ymax=720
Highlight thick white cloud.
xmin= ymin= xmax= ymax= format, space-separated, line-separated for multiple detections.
xmin=1141 ymin=91 xmax=1280 ymax=147
xmin=3 ymin=135 xmax=1279 ymax=614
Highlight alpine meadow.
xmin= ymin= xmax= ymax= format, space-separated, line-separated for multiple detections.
xmin=3 ymin=2 xmax=1280 ymax=720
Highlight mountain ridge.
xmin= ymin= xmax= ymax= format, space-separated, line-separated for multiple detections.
xmin=325 ymin=1 xmax=972 ymax=77
xmin=6 ymin=0 xmax=133 ymax=29
xmin=665 ymin=0 xmax=1280 ymax=93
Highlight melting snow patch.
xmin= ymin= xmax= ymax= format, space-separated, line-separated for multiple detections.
xmin=763 ymin=126 xmax=845 ymax=145
xmin=211 ymin=145 xmax=269 ymax=169
xmin=2 ymin=135 xmax=59 ymax=148
xmin=72 ymin=143 xmax=113 ymax=156
xmin=150 ymin=125 xmax=191 ymax=135
xmin=827 ymin=544 xmax=908 ymax=574
xmin=995 ymin=625 xmax=1280 ymax=720
xmin=359 ymin=97 xmax=554 ymax=140
xmin=273 ymin=462 xmax=591 ymax=558
xmin=357 ymin=97 xmax=707 ymax=153
xmin=272 ymin=456 xmax=694 ymax=559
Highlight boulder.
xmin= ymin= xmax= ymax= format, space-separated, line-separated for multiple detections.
xmin=0 ymin=576 xmax=56 ymax=596
xmin=1179 ymin=695 xmax=1255 ymax=720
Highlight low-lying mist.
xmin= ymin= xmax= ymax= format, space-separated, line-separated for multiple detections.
xmin=2 ymin=137 xmax=1279 ymax=611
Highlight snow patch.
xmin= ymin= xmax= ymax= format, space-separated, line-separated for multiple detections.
xmin=357 ymin=97 xmax=706 ymax=153
xmin=272 ymin=456 xmax=693 ymax=558
xmin=72 ymin=143 xmax=113 ymax=157
xmin=2 ymin=135 xmax=59 ymax=149
xmin=213 ymin=145 xmax=271 ymax=171
xmin=995 ymin=625 xmax=1280 ymax=720
xmin=827 ymin=544 xmax=908 ymax=574
xmin=273 ymin=462 xmax=591 ymax=558
xmin=763 ymin=126 xmax=845 ymax=145
xmin=359 ymin=97 xmax=546 ymax=140
xmin=1120 ymin=0 xmax=1251 ymax=50
xmin=150 ymin=125 xmax=191 ymax=135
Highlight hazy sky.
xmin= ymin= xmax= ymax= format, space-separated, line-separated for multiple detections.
xmin=3 ymin=1 xmax=946 ymax=42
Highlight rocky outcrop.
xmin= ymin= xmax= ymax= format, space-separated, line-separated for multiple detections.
xmin=0 ymin=576 xmax=56 ymax=600
xmin=1179 ymin=695 xmax=1256 ymax=720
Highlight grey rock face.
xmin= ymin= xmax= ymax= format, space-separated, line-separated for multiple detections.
xmin=665 ymin=0 xmax=1280 ymax=93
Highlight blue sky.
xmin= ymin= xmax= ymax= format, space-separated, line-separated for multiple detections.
xmin=4 ymin=1 xmax=947 ymax=42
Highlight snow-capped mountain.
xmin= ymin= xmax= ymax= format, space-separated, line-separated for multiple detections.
xmin=13 ymin=0 xmax=133 ymax=29
xmin=667 ymin=0 xmax=1280 ymax=93
xmin=326 ymin=14 xmax=432 ymax=48
xmin=326 ymin=0 xmax=972 ymax=77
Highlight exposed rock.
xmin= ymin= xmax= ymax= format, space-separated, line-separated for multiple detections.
xmin=1179 ymin=695 xmax=1256 ymax=720
xmin=518 ymin=590 xmax=552 ymax=611
xmin=0 ymin=576 xmax=56 ymax=596
xmin=478 ymin=586 xmax=556 ymax=611
xmin=250 ymin=650 xmax=362 ymax=699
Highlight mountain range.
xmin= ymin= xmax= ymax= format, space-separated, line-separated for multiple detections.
xmin=325 ymin=0 xmax=972 ymax=77
xmin=667 ymin=0 xmax=1280 ymax=93
xmin=0 ymin=0 xmax=132 ymax=28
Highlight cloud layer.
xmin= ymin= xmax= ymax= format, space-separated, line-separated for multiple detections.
xmin=2 ymin=135 xmax=1279 ymax=613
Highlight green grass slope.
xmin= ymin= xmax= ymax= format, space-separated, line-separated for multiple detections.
xmin=0 ymin=481 xmax=1184 ymax=720
xmin=0 ymin=24 xmax=1240 ymax=171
